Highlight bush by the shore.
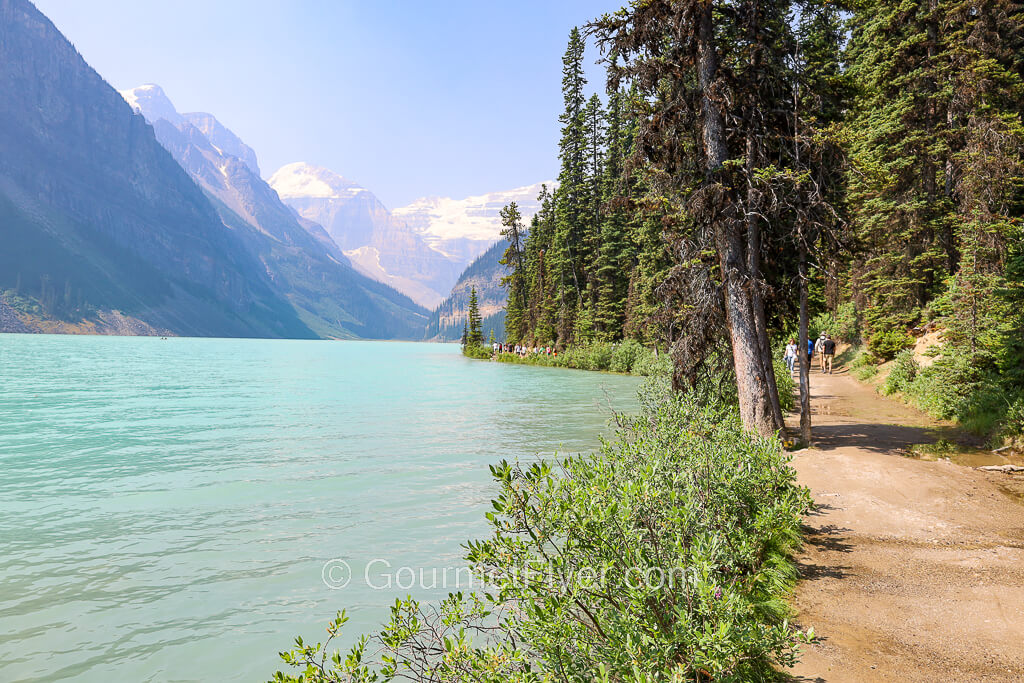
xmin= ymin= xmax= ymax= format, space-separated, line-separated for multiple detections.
xmin=272 ymin=379 xmax=813 ymax=682
xmin=461 ymin=343 xmax=492 ymax=360
xmin=481 ymin=340 xmax=671 ymax=377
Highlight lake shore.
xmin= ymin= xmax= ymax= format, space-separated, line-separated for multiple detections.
xmin=464 ymin=340 xmax=670 ymax=376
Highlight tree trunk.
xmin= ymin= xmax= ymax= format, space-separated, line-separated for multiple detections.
xmin=747 ymin=135 xmax=786 ymax=432
xmin=696 ymin=3 xmax=778 ymax=436
xmin=799 ymin=243 xmax=812 ymax=445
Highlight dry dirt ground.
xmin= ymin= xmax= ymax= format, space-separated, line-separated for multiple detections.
xmin=786 ymin=367 xmax=1024 ymax=682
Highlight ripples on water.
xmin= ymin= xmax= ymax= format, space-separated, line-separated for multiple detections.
xmin=0 ymin=336 xmax=640 ymax=682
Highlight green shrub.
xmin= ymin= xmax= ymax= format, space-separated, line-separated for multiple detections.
xmin=868 ymin=329 xmax=914 ymax=360
xmin=849 ymin=348 xmax=879 ymax=380
xmin=901 ymin=353 xmax=979 ymax=421
xmin=774 ymin=351 xmax=795 ymax=413
xmin=832 ymin=302 xmax=860 ymax=343
xmin=631 ymin=347 xmax=671 ymax=377
xmin=850 ymin=348 xmax=875 ymax=369
xmin=882 ymin=350 xmax=918 ymax=395
xmin=855 ymin=365 xmax=878 ymax=380
xmin=584 ymin=342 xmax=614 ymax=371
xmin=273 ymin=384 xmax=813 ymax=682
xmin=808 ymin=302 xmax=859 ymax=344
xmin=609 ymin=339 xmax=644 ymax=373
xmin=1002 ymin=396 xmax=1024 ymax=437
xmin=490 ymin=341 xmax=670 ymax=377
xmin=462 ymin=344 xmax=492 ymax=360
xmin=957 ymin=383 xmax=1010 ymax=438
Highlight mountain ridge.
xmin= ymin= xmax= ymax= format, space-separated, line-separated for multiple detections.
xmin=269 ymin=162 xmax=550 ymax=308
xmin=118 ymin=83 xmax=428 ymax=339
xmin=0 ymin=0 xmax=313 ymax=338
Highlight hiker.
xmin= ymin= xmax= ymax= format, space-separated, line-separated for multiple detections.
xmin=784 ymin=339 xmax=798 ymax=373
xmin=815 ymin=333 xmax=828 ymax=372
xmin=823 ymin=334 xmax=837 ymax=374
xmin=807 ymin=338 xmax=814 ymax=367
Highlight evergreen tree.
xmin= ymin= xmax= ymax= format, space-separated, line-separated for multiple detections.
xmin=846 ymin=0 xmax=956 ymax=331
xmin=524 ymin=185 xmax=559 ymax=345
xmin=594 ymin=85 xmax=629 ymax=340
xmin=592 ymin=0 xmax=804 ymax=435
xmin=551 ymin=27 xmax=589 ymax=344
xmin=942 ymin=0 xmax=1024 ymax=364
xmin=467 ymin=287 xmax=483 ymax=346
xmin=499 ymin=202 xmax=528 ymax=342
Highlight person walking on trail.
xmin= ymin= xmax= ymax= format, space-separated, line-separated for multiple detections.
xmin=815 ymin=333 xmax=828 ymax=372
xmin=822 ymin=334 xmax=837 ymax=374
xmin=784 ymin=339 xmax=798 ymax=374
xmin=807 ymin=338 xmax=814 ymax=368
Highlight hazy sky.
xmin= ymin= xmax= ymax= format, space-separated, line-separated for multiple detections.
xmin=34 ymin=0 xmax=623 ymax=208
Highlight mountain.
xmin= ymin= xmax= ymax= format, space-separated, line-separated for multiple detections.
xmin=117 ymin=84 xmax=428 ymax=339
xmin=0 ymin=0 xmax=313 ymax=337
xmin=394 ymin=182 xmax=549 ymax=265
xmin=424 ymin=241 xmax=509 ymax=342
xmin=269 ymin=163 xmax=551 ymax=309
xmin=269 ymin=162 xmax=461 ymax=308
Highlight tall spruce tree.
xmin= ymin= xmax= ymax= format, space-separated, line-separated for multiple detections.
xmin=552 ymin=27 xmax=589 ymax=345
xmin=941 ymin=0 xmax=1024 ymax=365
xmin=499 ymin=202 xmax=528 ymax=343
xmin=792 ymin=2 xmax=855 ymax=444
xmin=846 ymin=0 xmax=957 ymax=331
xmin=594 ymin=84 xmax=631 ymax=340
xmin=467 ymin=287 xmax=483 ymax=346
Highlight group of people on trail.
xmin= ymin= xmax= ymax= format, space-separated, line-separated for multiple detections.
xmin=493 ymin=342 xmax=557 ymax=358
xmin=784 ymin=333 xmax=837 ymax=375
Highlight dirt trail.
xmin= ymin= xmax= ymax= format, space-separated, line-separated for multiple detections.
xmin=787 ymin=368 xmax=1024 ymax=682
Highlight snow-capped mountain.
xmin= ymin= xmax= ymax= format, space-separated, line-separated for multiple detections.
xmin=115 ymin=84 xmax=428 ymax=338
xmin=181 ymin=111 xmax=260 ymax=176
xmin=120 ymin=85 xmax=261 ymax=176
xmin=268 ymin=162 xmax=389 ymax=251
xmin=270 ymin=162 xmax=551 ymax=308
xmin=120 ymin=83 xmax=183 ymax=126
xmin=394 ymin=182 xmax=551 ymax=264
xmin=269 ymin=162 xmax=459 ymax=307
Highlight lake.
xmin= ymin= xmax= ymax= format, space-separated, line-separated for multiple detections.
xmin=0 ymin=335 xmax=641 ymax=682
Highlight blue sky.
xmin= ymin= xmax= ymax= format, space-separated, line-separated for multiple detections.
xmin=34 ymin=0 xmax=623 ymax=208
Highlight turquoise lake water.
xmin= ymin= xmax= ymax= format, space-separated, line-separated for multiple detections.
xmin=0 ymin=335 xmax=641 ymax=682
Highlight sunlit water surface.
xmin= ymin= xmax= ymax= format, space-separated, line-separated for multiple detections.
xmin=0 ymin=335 xmax=640 ymax=682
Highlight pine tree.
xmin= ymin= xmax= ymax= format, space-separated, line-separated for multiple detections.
xmin=792 ymin=1 xmax=855 ymax=445
xmin=942 ymin=0 xmax=1024 ymax=365
xmin=467 ymin=287 xmax=483 ymax=346
xmin=524 ymin=185 xmax=559 ymax=346
xmin=594 ymin=84 xmax=632 ymax=340
xmin=592 ymin=0 xmax=803 ymax=435
xmin=846 ymin=0 xmax=956 ymax=331
xmin=499 ymin=202 xmax=528 ymax=343
xmin=551 ymin=27 xmax=589 ymax=344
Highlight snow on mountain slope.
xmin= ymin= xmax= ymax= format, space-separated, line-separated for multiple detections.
xmin=393 ymin=183 xmax=552 ymax=252
xmin=181 ymin=112 xmax=260 ymax=176
xmin=269 ymin=162 xmax=551 ymax=308
xmin=120 ymin=85 xmax=260 ymax=176
xmin=114 ymin=84 xmax=428 ymax=338
xmin=268 ymin=162 xmax=366 ymax=200
xmin=120 ymin=83 xmax=183 ymax=126
xmin=269 ymin=162 xmax=461 ymax=307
